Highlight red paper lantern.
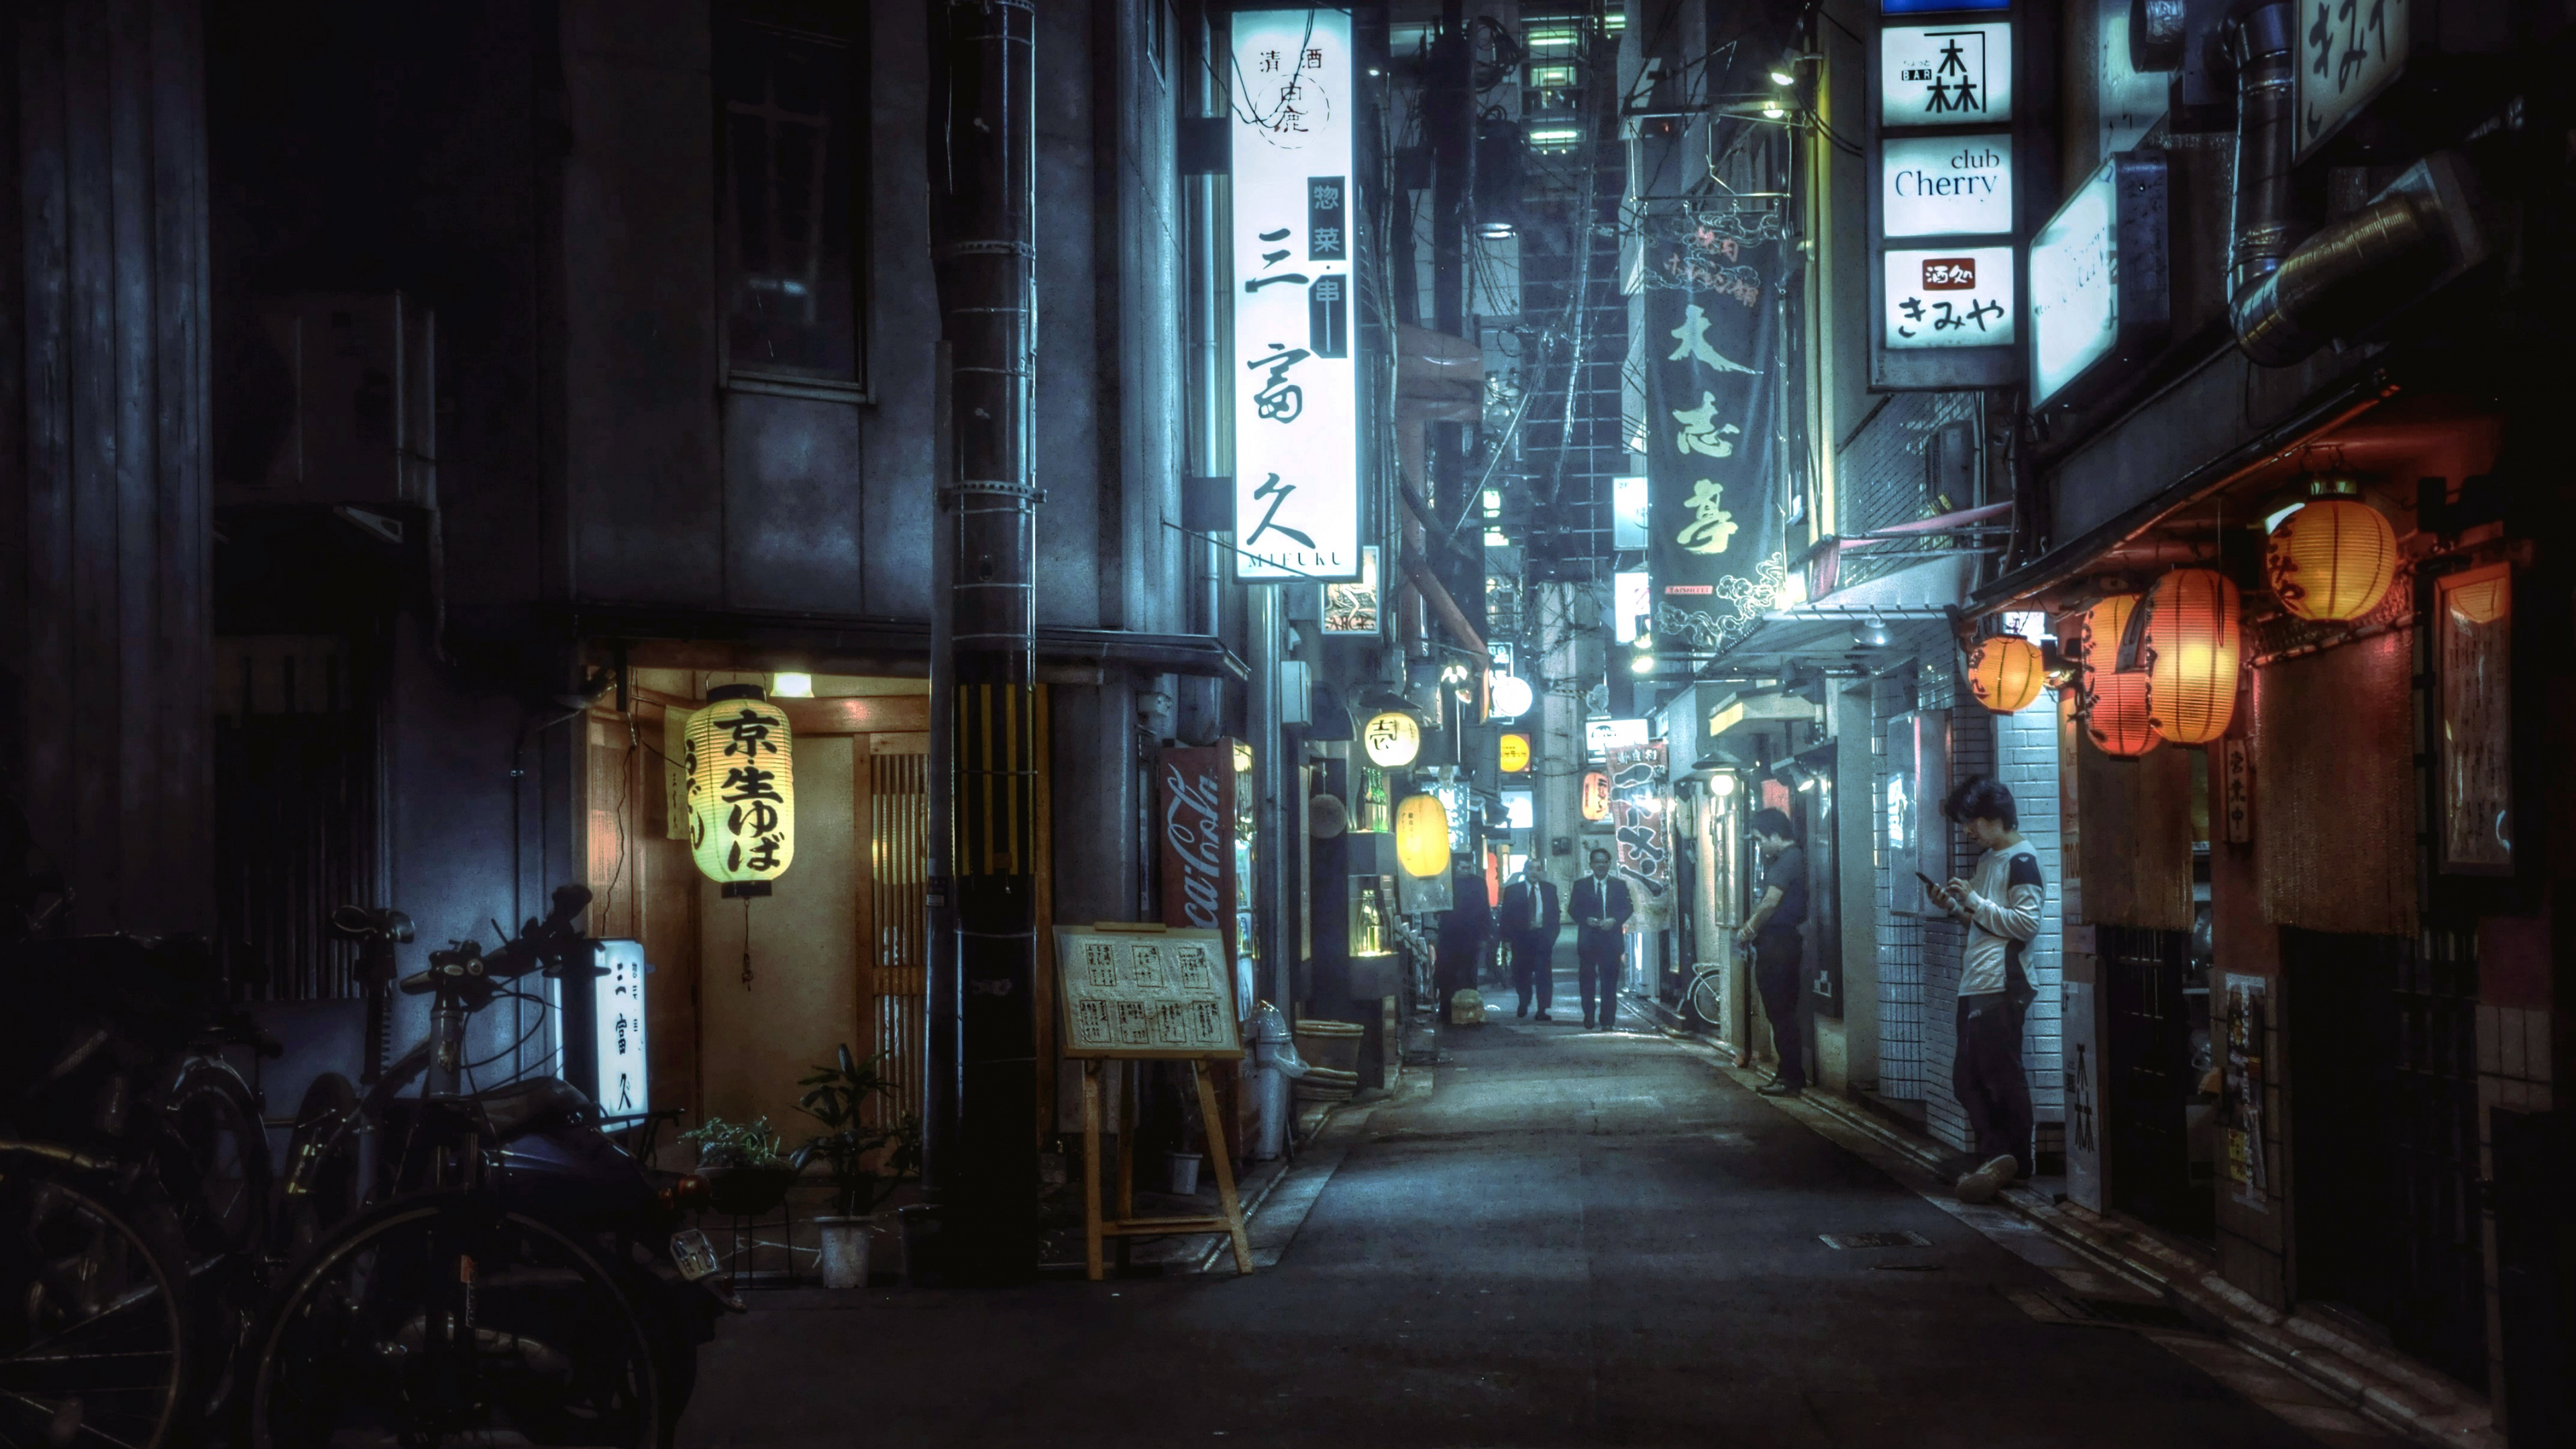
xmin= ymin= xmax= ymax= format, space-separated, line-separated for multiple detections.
xmin=1965 ymin=635 xmax=2045 ymax=713
xmin=2078 ymin=595 xmax=2157 ymax=759
xmin=2265 ymin=499 xmax=2398 ymax=621
xmin=2141 ymin=568 xmax=2242 ymax=746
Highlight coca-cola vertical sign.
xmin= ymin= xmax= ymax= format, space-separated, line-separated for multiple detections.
xmin=1158 ymin=745 xmax=1240 ymax=962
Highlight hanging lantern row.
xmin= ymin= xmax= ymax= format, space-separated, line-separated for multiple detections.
xmin=686 ymin=684 xmax=796 ymax=890
xmin=2076 ymin=594 xmax=2159 ymax=759
xmin=2265 ymin=497 xmax=2398 ymax=622
xmin=1394 ymin=794 xmax=1452 ymax=879
xmin=2140 ymin=568 xmax=2242 ymax=745
xmin=1964 ymin=635 xmax=2045 ymax=713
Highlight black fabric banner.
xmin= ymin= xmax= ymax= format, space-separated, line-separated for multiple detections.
xmin=1643 ymin=217 xmax=1786 ymax=651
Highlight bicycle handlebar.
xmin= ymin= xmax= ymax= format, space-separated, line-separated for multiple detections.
xmin=394 ymin=885 xmax=596 ymax=997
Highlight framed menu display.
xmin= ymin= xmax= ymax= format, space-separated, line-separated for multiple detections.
xmin=1055 ymin=925 xmax=1244 ymax=1061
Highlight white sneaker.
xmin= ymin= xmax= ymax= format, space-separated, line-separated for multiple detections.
xmin=1953 ymin=1155 xmax=2017 ymax=1204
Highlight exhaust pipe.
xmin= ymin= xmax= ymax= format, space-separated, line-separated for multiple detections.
xmin=2224 ymin=1 xmax=2485 ymax=366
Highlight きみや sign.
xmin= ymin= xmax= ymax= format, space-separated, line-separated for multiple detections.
xmin=1883 ymin=247 xmax=2017 ymax=350
xmin=1880 ymin=134 xmax=2014 ymax=238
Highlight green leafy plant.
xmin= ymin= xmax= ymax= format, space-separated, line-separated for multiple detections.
xmin=789 ymin=1045 xmax=922 ymax=1216
xmin=677 ymin=1115 xmax=787 ymax=1171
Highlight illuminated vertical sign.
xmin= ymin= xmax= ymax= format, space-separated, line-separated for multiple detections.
xmin=551 ymin=940 xmax=651 ymax=1124
xmin=1230 ymin=9 xmax=1360 ymax=582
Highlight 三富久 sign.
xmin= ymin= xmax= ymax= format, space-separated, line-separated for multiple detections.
xmin=1230 ymin=9 xmax=1360 ymax=582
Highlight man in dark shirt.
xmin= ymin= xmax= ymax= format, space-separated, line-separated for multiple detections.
xmin=1497 ymin=858 xmax=1562 ymax=1020
xmin=1569 ymin=847 xmax=1633 ymax=1030
xmin=1735 ymin=808 xmax=1809 ymax=1096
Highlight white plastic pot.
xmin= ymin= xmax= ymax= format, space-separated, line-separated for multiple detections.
xmin=814 ymin=1216 xmax=872 ymax=1289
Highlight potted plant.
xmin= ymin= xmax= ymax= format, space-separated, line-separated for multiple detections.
xmin=678 ymin=1116 xmax=798 ymax=1217
xmin=790 ymin=1045 xmax=922 ymax=1289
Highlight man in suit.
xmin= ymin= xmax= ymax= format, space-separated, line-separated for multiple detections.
xmin=1497 ymin=858 xmax=1562 ymax=1020
xmin=1569 ymin=847 xmax=1634 ymax=1030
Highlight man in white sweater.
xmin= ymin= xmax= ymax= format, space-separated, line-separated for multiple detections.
xmin=1932 ymin=775 xmax=2044 ymax=1204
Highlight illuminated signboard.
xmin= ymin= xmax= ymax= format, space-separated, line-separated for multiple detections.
xmin=1581 ymin=770 xmax=1611 ymax=820
xmin=2029 ymin=151 xmax=2169 ymax=407
xmin=1880 ymin=133 xmax=2014 ymax=239
xmin=2294 ymin=0 xmax=2408 ymax=160
xmin=1612 ymin=476 xmax=1649 ymax=551
xmin=1230 ymin=9 xmax=1360 ymax=581
xmin=1881 ymin=23 xmax=2012 ymax=127
xmin=1498 ymin=733 xmax=1531 ymax=773
xmin=1883 ymin=247 xmax=2017 ymax=351
xmin=1322 ymin=545 xmax=1380 ymax=633
xmin=550 ymin=939 xmax=651 ymax=1124
xmin=1585 ymin=717 xmax=1648 ymax=754
xmin=1501 ymin=790 xmax=1535 ymax=830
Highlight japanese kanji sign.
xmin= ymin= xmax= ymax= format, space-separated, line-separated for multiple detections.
xmin=2293 ymin=0 xmax=2407 ymax=160
xmin=685 ymin=688 xmax=796 ymax=885
xmin=1881 ymin=23 xmax=2013 ymax=126
xmin=1055 ymin=927 xmax=1243 ymax=1060
xmin=1230 ymin=9 xmax=1359 ymax=582
xmin=1607 ymin=741 xmax=1673 ymax=930
xmin=1883 ymin=246 xmax=2017 ymax=350
xmin=1642 ymin=216 xmax=1784 ymax=635
xmin=556 ymin=938 xmax=652 ymax=1124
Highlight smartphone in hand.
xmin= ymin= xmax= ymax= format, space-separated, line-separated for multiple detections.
xmin=1915 ymin=871 xmax=1952 ymax=910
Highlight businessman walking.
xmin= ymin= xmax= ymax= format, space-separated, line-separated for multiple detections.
xmin=1497 ymin=858 xmax=1562 ymax=1020
xmin=1569 ymin=847 xmax=1633 ymax=1030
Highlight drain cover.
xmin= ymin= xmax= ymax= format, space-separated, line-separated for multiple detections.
xmin=2003 ymin=1287 xmax=2213 ymax=1334
xmin=1819 ymin=1230 xmax=1931 ymax=1249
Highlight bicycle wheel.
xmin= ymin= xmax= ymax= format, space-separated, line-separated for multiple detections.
xmin=0 ymin=1170 xmax=193 ymax=1448
xmin=1686 ymin=971 xmax=1725 ymax=1029
xmin=250 ymin=1193 xmax=665 ymax=1449
xmin=164 ymin=1057 xmax=273 ymax=1265
xmin=274 ymin=1074 xmax=363 ymax=1264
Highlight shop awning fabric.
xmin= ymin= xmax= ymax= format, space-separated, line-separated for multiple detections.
xmin=572 ymin=604 xmax=1250 ymax=682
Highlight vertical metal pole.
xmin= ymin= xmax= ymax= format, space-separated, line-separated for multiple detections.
xmin=924 ymin=0 xmax=1038 ymax=1284
xmin=1179 ymin=1 xmax=1226 ymax=745
xmin=1250 ymin=588 xmax=1286 ymax=1014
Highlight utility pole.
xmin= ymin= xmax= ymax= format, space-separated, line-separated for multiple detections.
xmin=922 ymin=0 xmax=1038 ymax=1285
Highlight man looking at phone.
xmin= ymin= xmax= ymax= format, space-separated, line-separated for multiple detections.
xmin=1734 ymin=809 xmax=1807 ymax=1097
xmin=1932 ymin=775 xmax=2045 ymax=1203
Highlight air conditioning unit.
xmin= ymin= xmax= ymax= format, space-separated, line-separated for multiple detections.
xmin=239 ymin=292 xmax=435 ymax=508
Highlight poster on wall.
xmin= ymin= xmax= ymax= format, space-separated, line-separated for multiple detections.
xmin=1640 ymin=211 xmax=1788 ymax=657
xmin=2222 ymin=973 xmax=2269 ymax=1207
xmin=1606 ymin=740 xmax=1673 ymax=930
xmin=1158 ymin=745 xmax=1252 ymax=1016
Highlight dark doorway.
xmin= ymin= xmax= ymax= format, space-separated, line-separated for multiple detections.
xmin=2100 ymin=924 xmax=2212 ymax=1240
xmin=2285 ymin=926 xmax=2486 ymax=1388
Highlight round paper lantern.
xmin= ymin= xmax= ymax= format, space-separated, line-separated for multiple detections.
xmin=1581 ymin=770 xmax=1611 ymax=820
xmin=2265 ymin=499 xmax=2398 ymax=621
xmin=1394 ymin=794 xmax=1452 ymax=878
xmin=1498 ymin=733 xmax=1531 ymax=773
xmin=1489 ymin=673 xmax=1534 ymax=719
xmin=1965 ymin=635 xmax=2045 ymax=713
xmin=2142 ymin=568 xmax=2242 ymax=745
xmin=2078 ymin=595 xmax=2158 ymax=759
xmin=1361 ymin=710 xmax=1420 ymax=767
xmin=687 ymin=684 xmax=796 ymax=886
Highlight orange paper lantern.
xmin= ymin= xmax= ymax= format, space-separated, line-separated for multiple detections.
xmin=1965 ymin=635 xmax=2045 ymax=713
xmin=2141 ymin=568 xmax=2242 ymax=745
xmin=2265 ymin=499 xmax=2398 ymax=621
xmin=2078 ymin=595 xmax=2157 ymax=759
xmin=1395 ymin=794 xmax=1452 ymax=878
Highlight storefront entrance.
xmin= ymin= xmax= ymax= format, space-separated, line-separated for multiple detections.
xmin=2100 ymin=924 xmax=2212 ymax=1240
xmin=2286 ymin=925 xmax=2486 ymax=1387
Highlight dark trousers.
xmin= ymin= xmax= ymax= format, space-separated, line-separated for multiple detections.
xmin=1577 ymin=949 xmax=1618 ymax=1026
xmin=1754 ymin=927 xmax=1806 ymax=1087
xmin=1954 ymin=977 xmax=2035 ymax=1175
xmin=1511 ymin=933 xmax=1555 ymax=1014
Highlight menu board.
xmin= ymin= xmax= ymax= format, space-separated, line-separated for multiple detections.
xmin=1056 ymin=927 xmax=1243 ymax=1060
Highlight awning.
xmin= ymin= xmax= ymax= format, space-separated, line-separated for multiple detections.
xmin=1697 ymin=553 xmax=1969 ymax=675
xmin=571 ymin=604 xmax=1250 ymax=682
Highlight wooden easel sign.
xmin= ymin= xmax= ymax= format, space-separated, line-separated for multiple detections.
xmin=1056 ymin=922 xmax=1253 ymax=1280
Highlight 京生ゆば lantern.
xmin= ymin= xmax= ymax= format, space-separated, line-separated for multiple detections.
xmin=2142 ymin=568 xmax=2241 ymax=745
xmin=688 ymin=684 xmax=796 ymax=888
xmin=1964 ymin=635 xmax=2045 ymax=713
xmin=1361 ymin=710 xmax=1421 ymax=767
xmin=2265 ymin=499 xmax=2398 ymax=621
xmin=1394 ymin=794 xmax=1452 ymax=878
xmin=2079 ymin=596 xmax=2157 ymax=758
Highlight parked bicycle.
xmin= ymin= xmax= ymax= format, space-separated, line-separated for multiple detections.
xmin=247 ymin=885 xmax=732 ymax=1449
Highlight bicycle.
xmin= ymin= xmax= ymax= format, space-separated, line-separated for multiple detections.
xmin=246 ymin=885 xmax=731 ymax=1449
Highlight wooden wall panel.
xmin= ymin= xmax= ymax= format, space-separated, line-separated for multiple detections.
xmin=9 ymin=0 xmax=213 ymax=933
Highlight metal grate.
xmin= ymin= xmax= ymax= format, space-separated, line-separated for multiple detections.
xmin=869 ymin=752 xmax=930 ymax=1132
xmin=1819 ymin=1230 xmax=1931 ymax=1249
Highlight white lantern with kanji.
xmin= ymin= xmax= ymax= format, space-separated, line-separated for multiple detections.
xmin=687 ymin=684 xmax=796 ymax=888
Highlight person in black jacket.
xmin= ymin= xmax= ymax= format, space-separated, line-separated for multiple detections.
xmin=1434 ymin=865 xmax=1491 ymax=1017
xmin=1497 ymin=858 xmax=1562 ymax=1020
xmin=1568 ymin=847 xmax=1633 ymax=1030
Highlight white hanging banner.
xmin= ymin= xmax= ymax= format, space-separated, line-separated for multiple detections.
xmin=1230 ymin=9 xmax=1360 ymax=582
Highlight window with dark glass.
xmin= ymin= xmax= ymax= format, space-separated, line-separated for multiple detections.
xmin=717 ymin=6 xmax=865 ymax=394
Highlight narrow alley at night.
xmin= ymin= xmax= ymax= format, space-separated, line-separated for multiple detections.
xmin=1 ymin=0 xmax=2570 ymax=1446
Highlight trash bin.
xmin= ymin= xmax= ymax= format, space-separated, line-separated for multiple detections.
xmin=1248 ymin=1002 xmax=1309 ymax=1161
